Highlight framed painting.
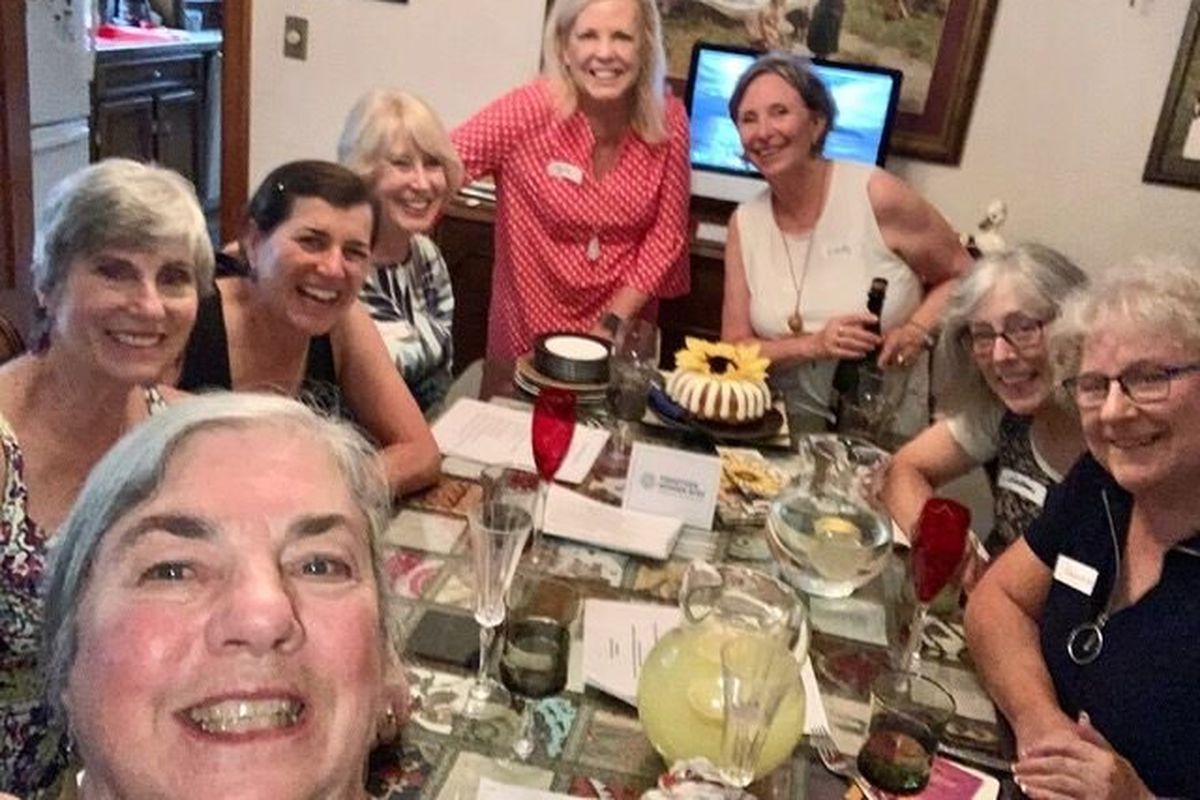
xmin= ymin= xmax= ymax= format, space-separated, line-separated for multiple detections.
xmin=1144 ymin=0 xmax=1200 ymax=190
xmin=653 ymin=0 xmax=998 ymax=164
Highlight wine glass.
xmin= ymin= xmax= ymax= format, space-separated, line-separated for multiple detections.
xmin=460 ymin=486 xmax=534 ymax=719
xmin=500 ymin=571 xmax=579 ymax=760
xmin=603 ymin=319 xmax=660 ymax=472
xmin=528 ymin=387 xmax=576 ymax=567
xmin=893 ymin=497 xmax=970 ymax=673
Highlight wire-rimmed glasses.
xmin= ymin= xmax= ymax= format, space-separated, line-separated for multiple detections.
xmin=963 ymin=314 xmax=1046 ymax=356
xmin=1062 ymin=362 xmax=1200 ymax=408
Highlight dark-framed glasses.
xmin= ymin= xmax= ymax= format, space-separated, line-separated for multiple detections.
xmin=964 ymin=316 xmax=1045 ymax=356
xmin=1062 ymin=362 xmax=1200 ymax=409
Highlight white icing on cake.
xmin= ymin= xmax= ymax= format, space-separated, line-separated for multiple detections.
xmin=543 ymin=335 xmax=608 ymax=361
xmin=666 ymin=369 xmax=770 ymax=423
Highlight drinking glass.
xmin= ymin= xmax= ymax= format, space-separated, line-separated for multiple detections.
xmin=717 ymin=633 xmax=801 ymax=788
xmin=499 ymin=571 xmax=579 ymax=760
xmin=461 ymin=492 xmax=533 ymax=719
xmin=893 ymin=498 xmax=970 ymax=673
xmin=604 ymin=319 xmax=659 ymax=470
xmin=529 ymin=387 xmax=576 ymax=567
xmin=856 ymin=671 xmax=956 ymax=795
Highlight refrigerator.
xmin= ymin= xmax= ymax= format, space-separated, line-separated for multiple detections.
xmin=26 ymin=0 xmax=95 ymax=223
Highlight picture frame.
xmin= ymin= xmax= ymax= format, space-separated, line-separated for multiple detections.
xmin=651 ymin=0 xmax=998 ymax=164
xmin=1144 ymin=0 xmax=1200 ymax=190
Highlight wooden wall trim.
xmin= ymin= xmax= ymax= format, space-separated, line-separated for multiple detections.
xmin=0 ymin=1 xmax=33 ymax=290
xmin=219 ymin=0 xmax=251 ymax=243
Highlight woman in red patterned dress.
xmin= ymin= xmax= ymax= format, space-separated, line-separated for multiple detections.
xmin=452 ymin=0 xmax=690 ymax=359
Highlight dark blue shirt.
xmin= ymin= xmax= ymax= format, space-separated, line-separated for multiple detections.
xmin=1026 ymin=454 xmax=1200 ymax=797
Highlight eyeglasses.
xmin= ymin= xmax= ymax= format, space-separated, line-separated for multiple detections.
xmin=963 ymin=316 xmax=1045 ymax=356
xmin=1062 ymin=362 xmax=1200 ymax=409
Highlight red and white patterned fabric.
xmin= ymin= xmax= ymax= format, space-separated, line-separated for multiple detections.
xmin=452 ymin=80 xmax=691 ymax=359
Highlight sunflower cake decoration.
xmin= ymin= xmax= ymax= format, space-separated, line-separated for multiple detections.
xmin=666 ymin=338 xmax=772 ymax=424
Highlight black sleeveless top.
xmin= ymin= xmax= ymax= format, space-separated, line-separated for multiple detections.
xmin=178 ymin=253 xmax=346 ymax=417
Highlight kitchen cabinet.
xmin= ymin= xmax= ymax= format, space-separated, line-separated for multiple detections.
xmin=92 ymin=43 xmax=215 ymax=206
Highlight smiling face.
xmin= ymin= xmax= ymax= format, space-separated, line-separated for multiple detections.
xmin=65 ymin=424 xmax=384 ymax=800
xmin=562 ymin=0 xmax=642 ymax=111
xmin=245 ymin=197 xmax=373 ymax=335
xmin=967 ymin=279 xmax=1055 ymax=416
xmin=734 ymin=72 xmax=827 ymax=179
xmin=1077 ymin=323 xmax=1200 ymax=499
xmin=48 ymin=243 xmax=199 ymax=386
xmin=371 ymin=136 xmax=449 ymax=239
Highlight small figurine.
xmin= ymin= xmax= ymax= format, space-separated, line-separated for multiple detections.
xmin=962 ymin=199 xmax=1008 ymax=257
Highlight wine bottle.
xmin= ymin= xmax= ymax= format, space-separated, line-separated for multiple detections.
xmin=831 ymin=278 xmax=888 ymax=432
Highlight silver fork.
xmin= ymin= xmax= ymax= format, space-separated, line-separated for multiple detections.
xmin=810 ymin=725 xmax=883 ymax=800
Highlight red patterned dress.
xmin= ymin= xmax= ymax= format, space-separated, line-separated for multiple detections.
xmin=452 ymin=80 xmax=691 ymax=359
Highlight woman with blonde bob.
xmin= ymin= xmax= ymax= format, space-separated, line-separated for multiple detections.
xmin=966 ymin=254 xmax=1200 ymax=799
xmin=0 ymin=159 xmax=212 ymax=797
xmin=40 ymin=392 xmax=405 ymax=800
xmin=339 ymin=90 xmax=464 ymax=411
xmin=452 ymin=0 xmax=691 ymax=358
xmin=883 ymin=244 xmax=1087 ymax=565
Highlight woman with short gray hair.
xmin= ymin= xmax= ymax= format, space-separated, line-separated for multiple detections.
xmin=41 ymin=392 xmax=403 ymax=799
xmin=0 ymin=158 xmax=211 ymax=796
xmin=882 ymin=244 xmax=1087 ymax=565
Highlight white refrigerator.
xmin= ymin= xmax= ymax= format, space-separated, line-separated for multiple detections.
xmin=26 ymin=0 xmax=94 ymax=221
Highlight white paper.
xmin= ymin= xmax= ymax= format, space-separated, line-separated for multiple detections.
xmin=477 ymin=777 xmax=573 ymax=800
xmin=543 ymin=484 xmax=683 ymax=559
xmin=582 ymin=598 xmax=682 ymax=705
xmin=431 ymin=398 xmax=608 ymax=485
xmin=623 ymin=442 xmax=721 ymax=530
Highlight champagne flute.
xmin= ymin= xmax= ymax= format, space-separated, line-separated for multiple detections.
xmin=604 ymin=318 xmax=659 ymax=471
xmin=461 ymin=485 xmax=533 ymax=719
xmin=893 ymin=497 xmax=970 ymax=673
xmin=528 ymin=387 xmax=576 ymax=567
xmin=500 ymin=571 xmax=579 ymax=760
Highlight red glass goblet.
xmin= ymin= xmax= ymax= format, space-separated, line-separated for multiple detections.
xmin=529 ymin=388 xmax=576 ymax=566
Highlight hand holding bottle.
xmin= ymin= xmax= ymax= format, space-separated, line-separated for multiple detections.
xmin=816 ymin=313 xmax=882 ymax=359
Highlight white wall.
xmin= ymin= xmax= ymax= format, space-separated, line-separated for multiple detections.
xmin=249 ymin=0 xmax=1200 ymax=270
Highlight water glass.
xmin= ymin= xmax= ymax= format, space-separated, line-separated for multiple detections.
xmin=856 ymin=671 xmax=956 ymax=795
xmin=604 ymin=318 xmax=659 ymax=466
xmin=718 ymin=634 xmax=801 ymax=788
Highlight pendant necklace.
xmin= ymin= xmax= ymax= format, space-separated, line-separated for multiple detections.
xmin=781 ymin=227 xmax=815 ymax=334
xmin=586 ymin=230 xmax=601 ymax=262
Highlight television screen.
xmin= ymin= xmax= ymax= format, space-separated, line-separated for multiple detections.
xmin=685 ymin=42 xmax=902 ymax=204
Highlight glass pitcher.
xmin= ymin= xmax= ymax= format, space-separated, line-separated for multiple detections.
xmin=767 ymin=434 xmax=893 ymax=598
xmin=636 ymin=562 xmax=808 ymax=779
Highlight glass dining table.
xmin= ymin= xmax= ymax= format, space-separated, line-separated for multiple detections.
xmin=367 ymin=361 xmax=1020 ymax=800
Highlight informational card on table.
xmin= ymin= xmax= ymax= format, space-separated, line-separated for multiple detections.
xmin=582 ymin=598 xmax=682 ymax=705
xmin=622 ymin=441 xmax=721 ymax=529
xmin=911 ymin=758 xmax=999 ymax=800
xmin=543 ymin=484 xmax=683 ymax=559
xmin=431 ymin=398 xmax=608 ymax=485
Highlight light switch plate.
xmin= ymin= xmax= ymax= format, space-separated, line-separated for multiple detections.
xmin=283 ymin=15 xmax=308 ymax=61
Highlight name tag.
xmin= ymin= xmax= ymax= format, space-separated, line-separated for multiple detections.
xmin=1053 ymin=554 xmax=1099 ymax=596
xmin=823 ymin=242 xmax=853 ymax=258
xmin=623 ymin=441 xmax=721 ymax=530
xmin=547 ymin=160 xmax=584 ymax=185
xmin=997 ymin=467 xmax=1048 ymax=507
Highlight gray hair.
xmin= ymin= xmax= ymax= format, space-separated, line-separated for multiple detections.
xmin=337 ymin=88 xmax=465 ymax=196
xmin=1050 ymin=252 xmax=1200 ymax=384
xmin=728 ymin=52 xmax=837 ymax=154
xmin=41 ymin=392 xmax=395 ymax=723
xmin=33 ymin=158 xmax=215 ymax=305
xmin=936 ymin=243 xmax=1089 ymax=416
xmin=542 ymin=0 xmax=669 ymax=143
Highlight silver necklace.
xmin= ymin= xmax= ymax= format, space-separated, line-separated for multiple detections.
xmin=1066 ymin=490 xmax=1121 ymax=665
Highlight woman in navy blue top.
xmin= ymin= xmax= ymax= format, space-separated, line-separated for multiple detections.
xmin=964 ymin=254 xmax=1200 ymax=799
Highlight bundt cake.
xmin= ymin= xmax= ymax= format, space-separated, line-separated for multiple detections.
xmin=666 ymin=338 xmax=771 ymax=424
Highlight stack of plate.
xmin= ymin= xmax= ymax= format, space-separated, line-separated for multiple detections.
xmin=513 ymin=353 xmax=607 ymax=404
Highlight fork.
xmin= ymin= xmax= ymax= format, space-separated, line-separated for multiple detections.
xmin=810 ymin=725 xmax=884 ymax=800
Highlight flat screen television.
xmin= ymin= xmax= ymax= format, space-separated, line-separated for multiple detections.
xmin=684 ymin=42 xmax=903 ymax=205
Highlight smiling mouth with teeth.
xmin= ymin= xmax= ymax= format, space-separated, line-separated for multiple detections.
xmin=298 ymin=286 xmax=339 ymax=304
xmin=110 ymin=332 xmax=164 ymax=347
xmin=185 ymin=698 xmax=305 ymax=735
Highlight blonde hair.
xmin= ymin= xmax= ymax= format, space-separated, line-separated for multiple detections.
xmin=337 ymin=88 xmax=464 ymax=195
xmin=541 ymin=0 xmax=668 ymax=143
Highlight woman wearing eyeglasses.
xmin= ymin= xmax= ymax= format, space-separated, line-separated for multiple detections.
xmin=964 ymin=255 xmax=1200 ymax=800
xmin=882 ymin=244 xmax=1087 ymax=566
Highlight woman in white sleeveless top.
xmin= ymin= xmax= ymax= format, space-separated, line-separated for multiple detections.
xmin=720 ymin=53 xmax=971 ymax=432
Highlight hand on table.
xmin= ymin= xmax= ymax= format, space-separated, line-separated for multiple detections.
xmin=1013 ymin=713 xmax=1153 ymax=800
xmin=816 ymin=313 xmax=881 ymax=360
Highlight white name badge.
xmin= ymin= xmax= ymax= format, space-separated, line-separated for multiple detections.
xmin=623 ymin=441 xmax=721 ymax=530
xmin=1053 ymin=554 xmax=1099 ymax=596
xmin=547 ymin=160 xmax=584 ymax=185
xmin=997 ymin=467 xmax=1048 ymax=507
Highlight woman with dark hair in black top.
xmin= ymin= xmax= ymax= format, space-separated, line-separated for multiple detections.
xmin=178 ymin=160 xmax=439 ymax=496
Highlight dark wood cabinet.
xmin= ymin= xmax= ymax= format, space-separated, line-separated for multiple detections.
xmin=92 ymin=47 xmax=211 ymax=203
xmin=432 ymin=200 xmax=726 ymax=373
